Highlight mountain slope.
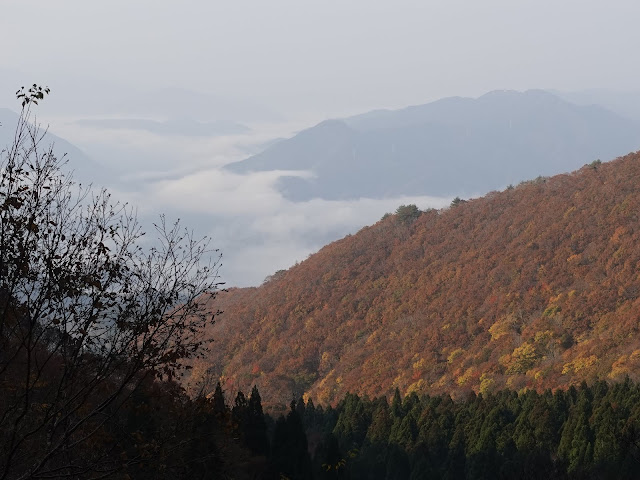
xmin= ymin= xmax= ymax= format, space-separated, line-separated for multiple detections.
xmin=199 ymin=152 xmax=640 ymax=409
xmin=554 ymin=89 xmax=640 ymax=124
xmin=225 ymin=90 xmax=640 ymax=201
xmin=0 ymin=108 xmax=111 ymax=185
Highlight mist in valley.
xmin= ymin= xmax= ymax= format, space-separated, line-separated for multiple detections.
xmin=2 ymin=0 xmax=640 ymax=286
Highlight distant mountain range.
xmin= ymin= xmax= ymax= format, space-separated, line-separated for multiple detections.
xmin=225 ymin=90 xmax=640 ymax=200
xmin=0 ymin=108 xmax=111 ymax=185
xmin=195 ymin=153 xmax=640 ymax=409
xmin=554 ymin=89 xmax=640 ymax=124
xmin=0 ymin=70 xmax=281 ymax=123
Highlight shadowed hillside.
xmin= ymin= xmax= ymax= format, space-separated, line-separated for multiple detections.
xmin=198 ymin=152 xmax=640 ymax=410
xmin=225 ymin=90 xmax=640 ymax=201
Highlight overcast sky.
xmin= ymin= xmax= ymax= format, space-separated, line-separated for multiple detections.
xmin=2 ymin=0 xmax=640 ymax=117
xmin=1 ymin=1 xmax=639 ymax=286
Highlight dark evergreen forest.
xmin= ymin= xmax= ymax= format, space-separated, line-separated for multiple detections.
xmin=32 ymin=377 xmax=636 ymax=479
xmin=211 ymin=379 xmax=640 ymax=479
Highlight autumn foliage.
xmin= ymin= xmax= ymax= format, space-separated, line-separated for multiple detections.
xmin=195 ymin=152 xmax=640 ymax=409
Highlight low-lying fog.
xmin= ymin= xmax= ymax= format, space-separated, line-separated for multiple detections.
xmin=42 ymin=114 xmax=451 ymax=287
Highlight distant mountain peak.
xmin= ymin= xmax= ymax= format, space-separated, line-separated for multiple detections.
xmin=480 ymin=88 xmax=552 ymax=98
xmin=224 ymin=89 xmax=640 ymax=201
xmin=479 ymin=88 xmax=522 ymax=97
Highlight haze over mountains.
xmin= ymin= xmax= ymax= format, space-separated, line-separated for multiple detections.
xmin=8 ymin=88 xmax=640 ymax=405
xmin=0 ymin=71 xmax=281 ymax=123
xmin=0 ymin=108 xmax=111 ymax=185
xmin=4 ymin=88 xmax=640 ymax=287
xmin=75 ymin=117 xmax=251 ymax=138
xmin=554 ymin=89 xmax=640 ymax=124
xmin=6 ymin=3 xmax=640 ymax=476
xmin=226 ymin=90 xmax=640 ymax=201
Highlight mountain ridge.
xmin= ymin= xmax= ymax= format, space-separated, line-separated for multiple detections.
xmin=0 ymin=108 xmax=111 ymax=185
xmin=225 ymin=90 xmax=640 ymax=201
xmin=195 ymin=152 xmax=640 ymax=410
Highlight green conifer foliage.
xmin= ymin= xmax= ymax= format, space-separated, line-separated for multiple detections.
xmin=270 ymin=401 xmax=313 ymax=480
xmin=246 ymin=386 xmax=270 ymax=456
xmin=391 ymin=388 xmax=403 ymax=418
xmin=212 ymin=382 xmax=227 ymax=419
xmin=333 ymin=393 xmax=371 ymax=447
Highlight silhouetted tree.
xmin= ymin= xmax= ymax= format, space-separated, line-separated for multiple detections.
xmin=246 ymin=386 xmax=269 ymax=456
xmin=0 ymin=87 xmax=222 ymax=479
xmin=212 ymin=382 xmax=228 ymax=420
xmin=270 ymin=400 xmax=312 ymax=479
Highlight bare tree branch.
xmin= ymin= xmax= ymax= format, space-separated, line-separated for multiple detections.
xmin=0 ymin=87 xmax=223 ymax=479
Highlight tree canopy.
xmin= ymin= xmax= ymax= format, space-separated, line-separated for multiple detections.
xmin=395 ymin=204 xmax=421 ymax=224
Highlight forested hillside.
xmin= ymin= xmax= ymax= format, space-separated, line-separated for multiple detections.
xmin=196 ymin=152 xmax=640 ymax=410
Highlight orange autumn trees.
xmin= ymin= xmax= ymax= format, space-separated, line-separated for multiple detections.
xmin=195 ymin=151 xmax=640 ymax=410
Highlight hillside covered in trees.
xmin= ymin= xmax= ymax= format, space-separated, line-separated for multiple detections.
xmin=195 ymin=151 xmax=640 ymax=410
xmin=7 ymin=88 xmax=640 ymax=479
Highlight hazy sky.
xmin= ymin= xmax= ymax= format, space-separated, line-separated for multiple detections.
xmin=2 ymin=1 xmax=639 ymax=286
xmin=2 ymin=0 xmax=640 ymax=117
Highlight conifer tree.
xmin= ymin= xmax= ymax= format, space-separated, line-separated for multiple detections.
xmin=592 ymin=402 xmax=619 ymax=467
xmin=212 ymin=382 xmax=228 ymax=422
xmin=246 ymin=386 xmax=269 ymax=456
xmin=315 ymin=433 xmax=344 ymax=480
xmin=232 ymin=390 xmax=249 ymax=442
xmin=443 ymin=424 xmax=466 ymax=480
xmin=270 ymin=416 xmax=290 ymax=478
xmin=389 ymin=415 xmax=417 ymax=451
xmin=384 ymin=444 xmax=410 ymax=480
xmin=366 ymin=400 xmax=392 ymax=445
xmin=333 ymin=393 xmax=370 ymax=447
xmin=270 ymin=401 xmax=312 ymax=479
xmin=304 ymin=397 xmax=317 ymax=428
xmin=391 ymin=388 xmax=403 ymax=418
xmin=296 ymin=395 xmax=306 ymax=419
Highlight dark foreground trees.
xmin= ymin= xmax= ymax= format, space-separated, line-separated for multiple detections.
xmin=294 ymin=380 xmax=640 ymax=480
xmin=0 ymin=87 xmax=223 ymax=478
xmin=167 ymin=380 xmax=640 ymax=479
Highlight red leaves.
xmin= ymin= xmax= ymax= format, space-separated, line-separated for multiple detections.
xmin=205 ymin=152 xmax=640 ymax=406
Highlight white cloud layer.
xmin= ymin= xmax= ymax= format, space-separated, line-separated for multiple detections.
xmin=45 ymin=118 xmax=450 ymax=287
xmin=123 ymin=167 xmax=450 ymax=287
xmin=5 ymin=0 xmax=637 ymax=285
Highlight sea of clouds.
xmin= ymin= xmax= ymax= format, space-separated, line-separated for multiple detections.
xmin=38 ymin=115 xmax=451 ymax=287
